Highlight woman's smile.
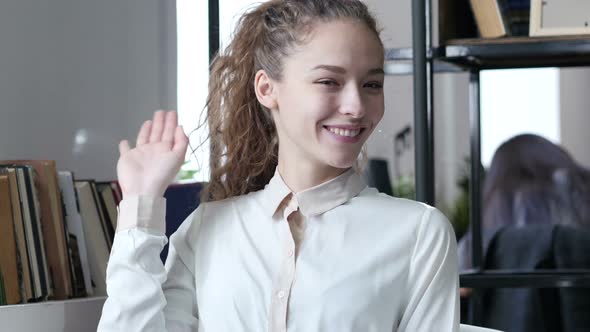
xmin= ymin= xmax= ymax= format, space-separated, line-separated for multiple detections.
xmin=323 ymin=125 xmax=366 ymax=143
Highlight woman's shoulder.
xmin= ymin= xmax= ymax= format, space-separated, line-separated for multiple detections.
xmin=185 ymin=190 xmax=266 ymax=224
xmin=191 ymin=194 xmax=248 ymax=223
xmin=172 ymin=195 xmax=244 ymax=237
xmin=352 ymin=187 xmax=454 ymax=235
xmin=355 ymin=187 xmax=431 ymax=214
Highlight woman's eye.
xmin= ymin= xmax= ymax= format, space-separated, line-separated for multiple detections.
xmin=365 ymin=82 xmax=383 ymax=89
xmin=317 ymin=80 xmax=339 ymax=86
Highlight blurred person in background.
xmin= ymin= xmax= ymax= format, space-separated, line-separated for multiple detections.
xmin=459 ymin=133 xmax=590 ymax=271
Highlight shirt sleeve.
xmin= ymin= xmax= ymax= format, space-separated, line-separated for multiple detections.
xmin=398 ymin=207 xmax=460 ymax=332
xmin=97 ymin=196 xmax=201 ymax=332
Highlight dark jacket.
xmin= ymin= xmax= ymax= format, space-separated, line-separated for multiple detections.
xmin=480 ymin=225 xmax=590 ymax=332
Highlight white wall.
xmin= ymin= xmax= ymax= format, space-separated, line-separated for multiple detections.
xmin=560 ymin=68 xmax=590 ymax=168
xmin=480 ymin=68 xmax=561 ymax=167
xmin=0 ymin=0 xmax=176 ymax=181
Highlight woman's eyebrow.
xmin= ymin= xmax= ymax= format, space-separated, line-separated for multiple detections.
xmin=310 ymin=65 xmax=346 ymax=74
xmin=367 ymin=68 xmax=385 ymax=75
xmin=310 ymin=64 xmax=384 ymax=75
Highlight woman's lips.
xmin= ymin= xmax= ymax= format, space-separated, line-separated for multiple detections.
xmin=323 ymin=125 xmax=365 ymax=143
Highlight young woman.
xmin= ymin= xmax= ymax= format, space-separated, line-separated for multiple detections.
xmin=98 ymin=1 xmax=459 ymax=331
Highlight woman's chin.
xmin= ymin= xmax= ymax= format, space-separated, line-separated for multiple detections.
xmin=323 ymin=154 xmax=359 ymax=169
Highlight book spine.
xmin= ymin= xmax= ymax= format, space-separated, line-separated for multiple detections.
xmin=23 ymin=167 xmax=52 ymax=300
xmin=14 ymin=168 xmax=41 ymax=300
xmin=0 ymin=267 xmax=6 ymax=305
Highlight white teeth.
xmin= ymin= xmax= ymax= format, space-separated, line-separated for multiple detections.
xmin=327 ymin=127 xmax=361 ymax=137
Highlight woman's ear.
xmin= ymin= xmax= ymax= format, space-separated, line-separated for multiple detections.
xmin=254 ymin=69 xmax=278 ymax=110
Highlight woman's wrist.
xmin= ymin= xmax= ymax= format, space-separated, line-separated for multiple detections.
xmin=117 ymin=196 xmax=167 ymax=233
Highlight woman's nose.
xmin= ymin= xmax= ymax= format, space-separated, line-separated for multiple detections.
xmin=339 ymin=85 xmax=366 ymax=118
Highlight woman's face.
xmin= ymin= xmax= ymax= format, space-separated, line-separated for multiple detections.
xmin=268 ymin=19 xmax=385 ymax=171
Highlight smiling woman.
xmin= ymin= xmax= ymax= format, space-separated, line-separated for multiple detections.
xmin=98 ymin=1 xmax=460 ymax=331
xmin=253 ymin=18 xmax=385 ymax=190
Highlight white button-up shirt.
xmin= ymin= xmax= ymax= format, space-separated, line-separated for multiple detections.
xmin=98 ymin=168 xmax=459 ymax=331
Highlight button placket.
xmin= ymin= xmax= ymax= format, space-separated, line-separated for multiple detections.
xmin=269 ymin=195 xmax=299 ymax=332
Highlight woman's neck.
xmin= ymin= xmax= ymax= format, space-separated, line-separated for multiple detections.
xmin=276 ymin=158 xmax=349 ymax=193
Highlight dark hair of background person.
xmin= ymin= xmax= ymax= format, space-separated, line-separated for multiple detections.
xmin=459 ymin=133 xmax=590 ymax=269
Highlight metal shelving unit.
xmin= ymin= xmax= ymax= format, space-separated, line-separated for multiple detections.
xmin=442 ymin=36 xmax=590 ymax=69
xmin=459 ymin=271 xmax=590 ymax=289
xmin=395 ymin=0 xmax=590 ymax=326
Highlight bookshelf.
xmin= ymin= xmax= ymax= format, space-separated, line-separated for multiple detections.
xmin=442 ymin=36 xmax=590 ymax=69
xmin=385 ymin=36 xmax=590 ymax=73
xmin=0 ymin=296 xmax=105 ymax=332
xmin=391 ymin=0 xmax=590 ymax=325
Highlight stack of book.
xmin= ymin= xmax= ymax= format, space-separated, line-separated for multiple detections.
xmin=505 ymin=0 xmax=530 ymax=37
xmin=469 ymin=0 xmax=531 ymax=38
xmin=0 ymin=160 xmax=121 ymax=305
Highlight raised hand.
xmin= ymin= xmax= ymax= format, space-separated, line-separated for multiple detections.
xmin=117 ymin=110 xmax=189 ymax=198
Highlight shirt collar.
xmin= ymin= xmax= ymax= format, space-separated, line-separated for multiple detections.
xmin=263 ymin=167 xmax=367 ymax=218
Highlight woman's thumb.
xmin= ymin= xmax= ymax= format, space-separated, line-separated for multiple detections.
xmin=172 ymin=126 xmax=189 ymax=153
xmin=119 ymin=140 xmax=131 ymax=155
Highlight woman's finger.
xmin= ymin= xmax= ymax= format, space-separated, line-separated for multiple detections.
xmin=136 ymin=120 xmax=152 ymax=146
xmin=149 ymin=110 xmax=166 ymax=143
xmin=161 ymin=111 xmax=178 ymax=145
xmin=172 ymin=126 xmax=189 ymax=154
xmin=119 ymin=140 xmax=131 ymax=155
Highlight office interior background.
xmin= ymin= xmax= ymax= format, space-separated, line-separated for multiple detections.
xmin=2 ymin=0 xmax=589 ymax=207
xmin=1 ymin=0 xmax=590 ymax=330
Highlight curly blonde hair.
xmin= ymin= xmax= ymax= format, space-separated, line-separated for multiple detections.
xmin=200 ymin=0 xmax=382 ymax=202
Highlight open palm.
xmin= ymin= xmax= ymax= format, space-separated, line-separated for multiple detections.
xmin=117 ymin=110 xmax=189 ymax=198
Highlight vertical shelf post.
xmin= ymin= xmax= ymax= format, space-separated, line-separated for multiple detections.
xmin=468 ymin=70 xmax=483 ymax=271
xmin=468 ymin=69 xmax=483 ymax=325
xmin=209 ymin=0 xmax=220 ymax=63
xmin=412 ymin=0 xmax=435 ymax=205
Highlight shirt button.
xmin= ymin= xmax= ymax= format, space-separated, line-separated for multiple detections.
xmin=287 ymin=249 xmax=294 ymax=257
xmin=277 ymin=290 xmax=286 ymax=299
